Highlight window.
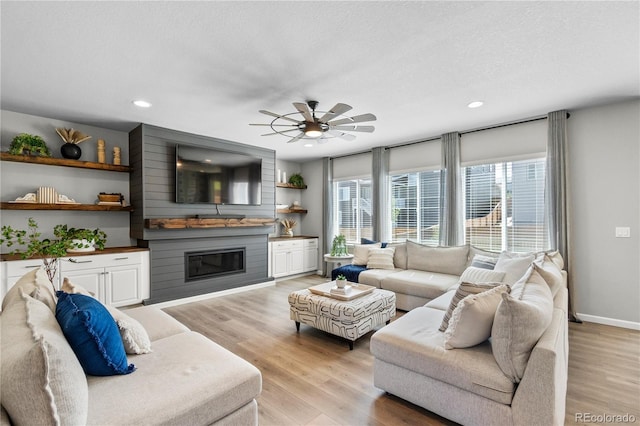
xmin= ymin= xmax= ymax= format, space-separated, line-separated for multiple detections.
xmin=390 ymin=170 xmax=441 ymax=244
xmin=334 ymin=179 xmax=372 ymax=243
xmin=464 ymin=158 xmax=547 ymax=252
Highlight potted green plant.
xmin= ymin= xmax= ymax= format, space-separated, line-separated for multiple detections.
xmin=8 ymin=133 xmax=51 ymax=157
xmin=336 ymin=274 xmax=348 ymax=289
xmin=288 ymin=173 xmax=305 ymax=188
xmin=1 ymin=219 xmax=108 ymax=287
xmin=330 ymin=234 xmax=348 ymax=256
xmin=55 ymin=225 xmax=107 ymax=252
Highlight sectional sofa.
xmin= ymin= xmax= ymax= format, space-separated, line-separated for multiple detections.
xmin=0 ymin=268 xmax=262 ymax=425
xmin=334 ymin=240 xmax=568 ymax=425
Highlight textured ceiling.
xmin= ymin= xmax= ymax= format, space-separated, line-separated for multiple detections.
xmin=1 ymin=1 xmax=638 ymax=161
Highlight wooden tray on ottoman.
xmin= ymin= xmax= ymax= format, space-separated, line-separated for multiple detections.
xmin=308 ymin=281 xmax=376 ymax=301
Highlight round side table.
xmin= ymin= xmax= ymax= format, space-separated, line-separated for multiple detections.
xmin=323 ymin=254 xmax=354 ymax=278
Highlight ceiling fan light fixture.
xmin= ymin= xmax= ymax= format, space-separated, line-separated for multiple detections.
xmin=467 ymin=100 xmax=484 ymax=109
xmin=304 ymin=121 xmax=323 ymax=138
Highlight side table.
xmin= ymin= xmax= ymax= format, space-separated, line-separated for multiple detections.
xmin=323 ymin=254 xmax=354 ymax=278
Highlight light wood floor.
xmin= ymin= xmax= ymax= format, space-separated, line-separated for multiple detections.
xmin=163 ymin=275 xmax=640 ymax=426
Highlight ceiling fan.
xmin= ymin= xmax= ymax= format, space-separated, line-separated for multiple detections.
xmin=250 ymin=100 xmax=377 ymax=144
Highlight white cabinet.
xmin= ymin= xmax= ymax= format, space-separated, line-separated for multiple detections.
xmin=60 ymin=251 xmax=150 ymax=307
xmin=303 ymin=238 xmax=318 ymax=272
xmin=1 ymin=249 xmax=150 ymax=308
xmin=270 ymin=238 xmax=318 ymax=278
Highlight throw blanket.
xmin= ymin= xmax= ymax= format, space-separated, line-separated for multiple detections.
xmin=331 ymin=265 xmax=367 ymax=282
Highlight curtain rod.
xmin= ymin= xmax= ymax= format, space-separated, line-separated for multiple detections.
xmin=330 ymin=111 xmax=570 ymax=160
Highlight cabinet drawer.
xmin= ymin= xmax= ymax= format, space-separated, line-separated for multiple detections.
xmin=303 ymin=239 xmax=318 ymax=248
xmin=5 ymin=259 xmax=46 ymax=278
xmin=271 ymin=240 xmax=303 ymax=250
xmin=61 ymin=252 xmax=144 ymax=272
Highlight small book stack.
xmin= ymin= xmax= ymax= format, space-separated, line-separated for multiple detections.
xmin=330 ymin=285 xmax=351 ymax=295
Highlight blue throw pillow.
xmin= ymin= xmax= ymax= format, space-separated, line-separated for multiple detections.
xmin=55 ymin=291 xmax=135 ymax=376
xmin=360 ymin=238 xmax=388 ymax=248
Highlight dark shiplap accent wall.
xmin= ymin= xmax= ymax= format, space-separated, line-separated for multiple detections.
xmin=129 ymin=124 xmax=276 ymax=240
xmin=129 ymin=124 xmax=276 ymax=303
xmin=144 ymin=235 xmax=270 ymax=304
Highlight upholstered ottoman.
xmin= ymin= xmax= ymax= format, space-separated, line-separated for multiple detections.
xmin=288 ymin=286 xmax=396 ymax=349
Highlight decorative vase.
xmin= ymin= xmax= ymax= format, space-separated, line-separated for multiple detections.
xmin=284 ymin=228 xmax=293 ymax=237
xmin=61 ymin=143 xmax=82 ymax=160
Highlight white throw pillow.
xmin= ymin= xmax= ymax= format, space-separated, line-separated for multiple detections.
xmin=444 ymin=284 xmax=510 ymax=349
xmin=62 ymin=278 xmax=152 ymax=354
xmin=533 ymin=255 xmax=564 ymax=296
xmin=366 ymin=247 xmax=396 ymax=270
xmin=458 ymin=266 xmax=506 ymax=286
xmin=494 ymin=252 xmax=535 ymax=285
xmin=491 ymin=269 xmax=553 ymax=383
xmin=351 ymin=243 xmax=381 ymax=266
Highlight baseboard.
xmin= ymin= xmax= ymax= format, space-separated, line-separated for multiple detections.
xmin=577 ymin=313 xmax=640 ymax=330
xmin=150 ymin=280 xmax=276 ymax=309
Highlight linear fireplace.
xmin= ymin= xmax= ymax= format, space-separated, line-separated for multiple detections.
xmin=185 ymin=248 xmax=246 ymax=282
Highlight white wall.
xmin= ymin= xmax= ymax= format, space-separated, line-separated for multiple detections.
xmin=568 ymin=99 xmax=639 ymax=325
xmin=1 ymin=110 xmax=134 ymax=248
xmin=300 ymin=159 xmax=325 ymax=269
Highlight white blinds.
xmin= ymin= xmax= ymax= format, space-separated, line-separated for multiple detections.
xmin=461 ymin=119 xmax=547 ymax=166
xmin=332 ymin=152 xmax=372 ymax=180
xmin=389 ymin=140 xmax=441 ymax=173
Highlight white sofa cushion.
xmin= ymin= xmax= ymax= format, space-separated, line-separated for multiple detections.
xmin=494 ymin=252 xmax=535 ymax=285
xmin=406 ymin=241 xmax=470 ymax=275
xmin=351 ymin=243 xmax=381 ymax=265
xmin=533 ymin=255 xmax=565 ymax=296
xmin=367 ymin=247 xmax=396 ymax=270
xmin=381 ymin=270 xmax=459 ymax=301
xmin=439 ymin=281 xmax=503 ymax=332
xmin=444 ymin=284 xmax=510 ymax=349
xmin=491 ymin=268 xmax=553 ymax=383
xmin=86 ymin=331 xmax=262 ymax=425
xmin=1 ymin=289 xmax=88 ymax=425
xmin=370 ymin=306 xmax=516 ymax=405
xmin=387 ymin=242 xmax=408 ymax=269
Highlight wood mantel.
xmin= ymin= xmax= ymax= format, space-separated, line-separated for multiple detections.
xmin=145 ymin=217 xmax=277 ymax=229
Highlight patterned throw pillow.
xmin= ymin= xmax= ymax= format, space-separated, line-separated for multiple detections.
xmin=444 ymin=284 xmax=511 ymax=349
xmin=470 ymin=254 xmax=498 ymax=270
xmin=439 ymin=282 xmax=503 ymax=332
xmin=55 ymin=292 xmax=135 ymax=376
xmin=366 ymin=247 xmax=396 ymax=270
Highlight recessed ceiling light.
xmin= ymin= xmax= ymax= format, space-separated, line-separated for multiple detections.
xmin=467 ymin=101 xmax=484 ymax=109
xmin=303 ymin=143 xmax=313 ymax=148
xmin=133 ymin=100 xmax=152 ymax=108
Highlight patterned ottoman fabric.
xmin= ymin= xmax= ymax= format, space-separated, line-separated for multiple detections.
xmin=289 ymin=288 xmax=396 ymax=342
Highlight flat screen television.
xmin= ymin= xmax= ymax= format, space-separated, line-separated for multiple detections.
xmin=175 ymin=144 xmax=262 ymax=205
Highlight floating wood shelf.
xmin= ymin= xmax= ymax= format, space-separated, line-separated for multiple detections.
xmin=0 ymin=202 xmax=133 ymax=212
xmin=145 ymin=217 xmax=277 ymax=229
xmin=277 ymin=209 xmax=308 ymax=214
xmin=0 ymin=152 xmax=131 ymax=172
xmin=276 ymin=183 xmax=307 ymax=189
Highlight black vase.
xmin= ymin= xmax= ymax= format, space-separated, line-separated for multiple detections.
xmin=61 ymin=143 xmax=81 ymax=160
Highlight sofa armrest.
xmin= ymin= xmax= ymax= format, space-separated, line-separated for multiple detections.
xmin=511 ymin=299 xmax=568 ymax=426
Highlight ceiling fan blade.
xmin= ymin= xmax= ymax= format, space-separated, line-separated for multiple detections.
xmin=293 ymin=102 xmax=314 ymax=122
xmin=327 ymin=130 xmax=357 ymax=141
xmin=330 ymin=125 xmax=375 ymax=133
xmin=261 ymin=129 xmax=301 ymax=136
xmin=319 ymin=103 xmax=352 ymax=122
xmin=249 ymin=123 xmax=298 ymax=127
xmin=328 ymin=113 xmax=377 ymax=126
xmin=259 ymin=110 xmax=300 ymax=123
xmin=286 ymin=133 xmax=305 ymax=144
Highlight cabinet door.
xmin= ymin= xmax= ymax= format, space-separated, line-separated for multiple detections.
xmin=289 ymin=248 xmax=304 ymax=275
xmin=62 ymin=268 xmax=105 ymax=302
xmin=272 ymin=250 xmax=289 ymax=278
xmin=105 ymin=264 xmax=142 ymax=307
xmin=303 ymin=239 xmax=319 ymax=272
